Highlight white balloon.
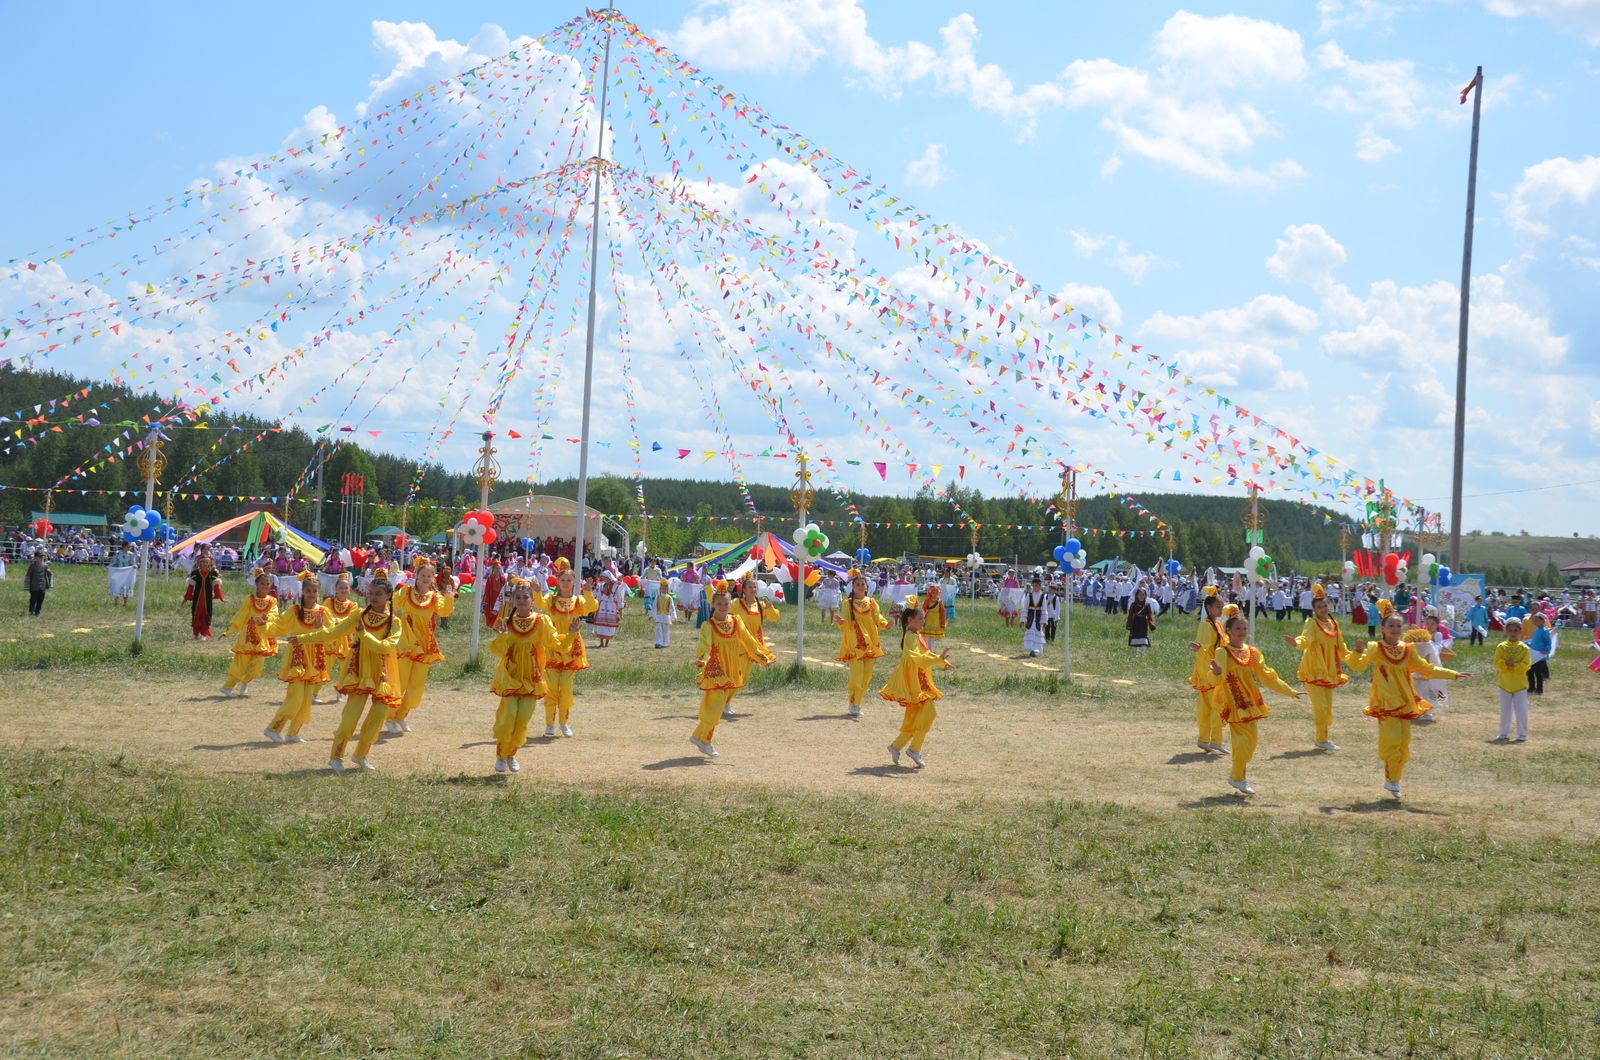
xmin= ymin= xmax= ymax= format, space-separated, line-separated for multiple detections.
xmin=1248 ymin=545 xmax=1265 ymax=559
xmin=1421 ymin=553 xmax=1436 ymax=567
xmin=791 ymin=527 xmax=808 ymax=545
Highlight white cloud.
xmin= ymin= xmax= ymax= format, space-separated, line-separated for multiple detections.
xmin=1153 ymin=11 xmax=1309 ymax=88
xmin=1313 ymin=41 xmax=1428 ymax=163
xmin=1316 ymin=0 xmax=1404 ymax=34
xmin=1053 ymin=282 xmax=1123 ymax=328
xmin=1266 ymin=224 xmax=1348 ymax=289
xmin=1138 ymin=294 xmax=1319 ymax=392
xmin=903 ymin=144 xmax=946 ymax=188
xmin=1507 ymin=155 xmax=1600 ymax=239
xmin=1068 ymin=229 xmax=1162 ymax=284
xmin=1484 ymin=0 xmax=1600 ymax=45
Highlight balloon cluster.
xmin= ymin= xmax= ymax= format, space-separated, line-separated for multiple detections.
xmin=1381 ymin=552 xmax=1409 ymax=587
xmin=1342 ymin=559 xmax=1357 ymax=582
xmin=1052 ymin=537 xmax=1088 ymax=571
xmin=855 ymin=546 xmax=873 ymax=566
xmin=520 ymin=536 xmax=538 ymax=552
xmin=1246 ymin=545 xmax=1274 ymax=582
xmin=791 ymin=522 xmax=829 ymax=555
xmin=394 ymin=533 xmax=409 ymax=550
xmin=1420 ymin=553 xmax=1452 ymax=586
xmin=33 ymin=518 xmax=54 ymax=536
xmin=121 ymin=504 xmax=166 ymax=544
xmin=1166 ymin=558 xmax=1182 ymax=576
xmin=965 ymin=551 xmax=982 ymax=569
xmin=756 ymin=581 xmax=787 ymax=605
xmin=456 ymin=510 xmax=498 ymax=547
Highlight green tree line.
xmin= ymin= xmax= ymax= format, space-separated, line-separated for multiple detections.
xmin=5 ymin=366 xmax=1376 ymax=572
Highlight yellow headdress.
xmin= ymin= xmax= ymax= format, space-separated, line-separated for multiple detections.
xmin=1202 ymin=585 xmax=1219 ymax=598
xmin=295 ymin=569 xmax=318 ymax=584
xmin=507 ymin=576 xmax=532 ymax=590
xmin=1376 ymin=598 xmax=1394 ymax=619
xmin=412 ymin=555 xmax=434 ymax=573
xmin=1402 ymin=628 xmax=1432 ymax=644
xmin=710 ymin=578 xmax=731 ymax=597
xmin=847 ymin=567 xmax=863 ymax=579
xmin=553 ymin=556 xmax=572 ymax=573
xmin=251 ymin=567 xmax=272 ymax=582
xmin=1311 ymin=583 xmax=1326 ymax=601
xmin=1222 ymin=603 xmax=1242 ymax=620
xmin=902 ymin=594 xmax=921 ymax=613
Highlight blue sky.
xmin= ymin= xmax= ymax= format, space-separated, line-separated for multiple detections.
xmin=2 ymin=1 xmax=1597 ymax=535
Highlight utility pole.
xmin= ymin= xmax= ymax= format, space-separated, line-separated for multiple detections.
xmin=1241 ymin=484 xmax=1265 ymax=642
xmin=1449 ymin=66 xmax=1483 ymax=575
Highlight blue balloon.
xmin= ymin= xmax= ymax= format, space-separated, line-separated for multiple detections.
xmin=1437 ymin=566 xmax=1452 ymax=587
xmin=121 ymin=530 xmax=139 ymax=543
xmin=1065 ymin=538 xmax=1083 ymax=556
xmin=854 ymin=547 xmax=872 ymax=565
xmin=1166 ymin=558 xmax=1181 ymax=575
xmin=1052 ymin=544 xmax=1069 ymax=564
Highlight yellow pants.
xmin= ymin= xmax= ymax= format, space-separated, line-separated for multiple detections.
xmin=891 ymin=702 xmax=937 ymax=752
xmin=1307 ymin=685 xmax=1335 ymax=743
xmin=1377 ymin=718 xmax=1412 ymax=782
xmin=1228 ymin=720 xmax=1258 ymax=781
xmin=224 ymin=652 xmax=266 ymax=691
xmin=847 ymin=659 xmax=876 ymax=706
xmin=693 ymin=689 xmax=733 ymax=743
xmin=1194 ymin=686 xmax=1225 ymax=744
xmin=493 ymin=695 xmax=541 ymax=758
xmin=267 ymin=683 xmax=316 ymax=736
xmin=545 ymin=670 xmax=577 ymax=725
xmin=331 ymin=693 xmax=390 ymax=762
xmin=390 ymin=658 xmax=434 ymax=722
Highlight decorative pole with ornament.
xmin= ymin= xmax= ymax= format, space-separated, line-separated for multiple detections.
xmin=789 ymin=452 xmax=817 ymax=670
xmin=1050 ymin=467 xmax=1085 ymax=683
xmin=132 ymin=430 xmax=167 ymax=649
xmin=465 ymin=431 xmax=500 ymax=665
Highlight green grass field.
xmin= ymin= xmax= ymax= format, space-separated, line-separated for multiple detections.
xmin=3 ymin=566 xmax=1599 ymax=1056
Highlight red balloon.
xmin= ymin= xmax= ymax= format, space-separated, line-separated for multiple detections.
xmin=457 ymin=571 xmax=475 ymax=586
xmin=622 ymin=575 xmax=639 ymax=589
xmin=482 ymin=528 xmax=498 ymax=545
xmin=394 ymin=533 xmax=409 ymax=549
xmin=546 ymin=575 xmax=559 ymax=588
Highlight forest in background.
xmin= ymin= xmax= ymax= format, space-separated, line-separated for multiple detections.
xmin=1 ymin=367 xmax=1580 ymax=584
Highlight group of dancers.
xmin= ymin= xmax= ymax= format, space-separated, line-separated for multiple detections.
xmin=1187 ymin=583 xmax=1485 ymax=799
xmin=210 ymin=555 xmax=952 ymax=775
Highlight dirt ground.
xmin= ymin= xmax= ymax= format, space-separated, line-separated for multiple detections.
xmin=4 ymin=627 xmax=1596 ymax=838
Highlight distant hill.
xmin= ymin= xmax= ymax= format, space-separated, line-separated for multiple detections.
xmin=1459 ymin=532 xmax=1600 ymax=582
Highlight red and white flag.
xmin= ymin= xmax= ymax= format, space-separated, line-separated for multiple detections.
xmin=1459 ymin=70 xmax=1481 ymax=105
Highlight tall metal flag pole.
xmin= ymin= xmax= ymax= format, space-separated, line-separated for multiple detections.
xmin=790 ymin=454 xmax=815 ymax=671
xmin=1449 ymin=66 xmax=1483 ymax=573
xmin=468 ymin=431 xmax=499 ymax=665
xmin=573 ymin=3 xmax=616 ymax=572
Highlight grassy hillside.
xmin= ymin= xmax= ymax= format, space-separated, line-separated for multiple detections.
xmin=1459 ymin=532 xmax=1600 ymax=576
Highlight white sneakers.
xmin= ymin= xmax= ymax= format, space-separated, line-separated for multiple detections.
xmin=544 ymin=725 xmax=557 ymax=738
xmin=887 ymin=743 xmax=901 ymax=766
xmin=906 ymin=750 xmax=925 ymax=768
xmin=1384 ymin=781 xmax=1402 ymax=799
xmin=691 ymin=738 xmax=719 ymax=758
xmin=354 ymin=757 xmax=376 ymax=772
xmin=1197 ymin=742 xmax=1226 ymax=754
xmin=847 ymin=705 xmax=863 ymax=717
xmin=561 ymin=724 xmax=574 ymax=738
xmin=263 ymin=728 xmax=284 ymax=744
xmin=383 ymin=720 xmax=400 ymax=734
xmin=220 ymin=686 xmax=235 ymax=699
xmin=399 ymin=720 xmax=413 ymax=733
xmin=508 ymin=757 xmax=520 ymax=773
xmin=1314 ymin=741 xmax=1340 ymax=751
xmin=1229 ymin=779 xmax=1255 ymax=795
xmin=495 ymin=757 xmax=508 ymax=774
xmin=285 ymin=734 xmax=303 ymax=745
xmin=327 ymin=759 xmax=345 ymax=774
xmin=722 ymin=707 xmax=741 ymax=719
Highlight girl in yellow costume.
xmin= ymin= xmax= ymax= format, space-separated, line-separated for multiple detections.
xmin=920 ymin=583 xmax=947 ymax=639
xmin=1281 ymin=583 xmax=1350 ymax=751
xmin=316 ymin=573 xmax=358 ymax=704
xmin=488 ymin=579 xmax=560 ymax=774
xmin=290 ymin=572 xmax=404 ymax=773
xmin=727 ymin=574 xmax=780 ymax=718
xmin=690 ymin=580 xmax=774 ymax=757
xmin=835 ymin=570 xmax=888 ymax=717
xmin=386 ymin=559 xmax=456 ymax=734
xmin=1345 ymin=611 xmax=1472 ymax=799
xmin=262 ymin=571 xmax=332 ymax=744
xmin=880 ymin=596 xmax=953 ymax=769
xmin=537 ymin=568 xmax=598 ymax=737
xmin=1186 ymin=587 xmax=1227 ymax=753
xmin=221 ymin=569 xmax=280 ymax=698
xmin=1215 ymin=614 xmax=1304 ymax=795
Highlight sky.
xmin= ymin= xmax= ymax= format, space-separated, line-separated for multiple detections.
xmin=1 ymin=0 xmax=1597 ymax=536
